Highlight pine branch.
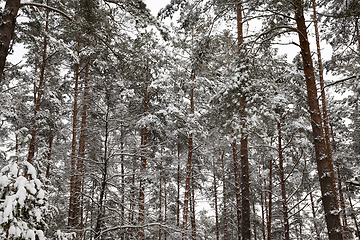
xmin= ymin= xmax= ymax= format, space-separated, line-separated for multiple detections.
xmin=20 ymin=2 xmax=73 ymax=21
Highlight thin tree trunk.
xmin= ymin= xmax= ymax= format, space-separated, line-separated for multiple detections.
xmin=267 ymin=156 xmax=273 ymax=240
xmin=236 ymin=1 xmax=250 ymax=238
xmin=45 ymin=131 xmax=53 ymax=179
xmin=260 ymin=167 xmax=266 ymax=240
xmin=27 ymin=5 xmax=49 ymax=164
xmin=349 ymin=195 xmax=360 ymax=239
xmin=120 ymin=129 xmax=125 ymax=240
xmin=75 ymin=60 xmax=90 ymax=238
xmin=310 ymin=192 xmax=321 ymax=240
xmin=0 ymin=0 xmax=21 ymax=83
xmin=190 ymin=182 xmax=196 ymax=240
xmin=232 ymin=139 xmax=241 ymax=240
xmin=138 ymin=62 xmax=150 ymax=240
xmin=159 ymin=156 xmax=163 ymax=240
xmin=252 ymin=201 xmax=257 ymax=240
xmin=94 ymin=102 xmax=109 ymax=240
xmin=177 ymin=134 xmax=181 ymax=228
xmin=183 ymin=69 xmax=195 ymax=239
xmin=68 ymin=43 xmax=80 ymax=228
xmin=278 ymin=120 xmax=290 ymax=240
xmin=221 ymin=149 xmax=228 ymax=240
xmin=293 ymin=1 xmax=343 ymax=239
xmin=213 ymin=158 xmax=219 ymax=240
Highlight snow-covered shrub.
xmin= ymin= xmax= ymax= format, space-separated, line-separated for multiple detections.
xmin=0 ymin=161 xmax=48 ymax=239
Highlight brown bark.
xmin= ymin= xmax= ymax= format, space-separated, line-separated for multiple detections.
xmin=221 ymin=149 xmax=228 ymax=240
xmin=190 ymin=183 xmax=196 ymax=240
xmin=27 ymin=6 xmax=49 ymax=164
xmin=120 ymin=131 xmax=125 ymax=240
xmin=213 ymin=158 xmax=219 ymax=240
xmin=94 ymin=102 xmax=109 ymax=240
xmin=177 ymin=136 xmax=181 ymax=227
xmin=293 ymin=1 xmax=343 ymax=239
xmin=74 ymin=61 xmax=90 ymax=237
xmin=232 ymin=139 xmax=241 ymax=240
xmin=0 ymin=0 xmax=21 ymax=83
xmin=45 ymin=132 xmax=53 ymax=179
xmin=183 ymin=69 xmax=195 ymax=238
xmin=236 ymin=1 xmax=250 ymax=239
xmin=267 ymin=155 xmax=273 ymax=240
xmin=138 ymin=62 xmax=150 ymax=240
xmin=159 ymin=161 xmax=163 ymax=240
xmin=68 ymin=43 xmax=80 ymax=228
xmin=278 ymin=120 xmax=289 ymax=240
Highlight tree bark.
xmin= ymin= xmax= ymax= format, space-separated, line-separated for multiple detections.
xmin=75 ymin=60 xmax=90 ymax=237
xmin=27 ymin=5 xmax=49 ymax=165
xmin=221 ymin=149 xmax=228 ymax=240
xmin=138 ymin=64 xmax=149 ymax=240
xmin=278 ymin=120 xmax=290 ymax=240
xmin=213 ymin=157 xmax=219 ymax=240
xmin=183 ymin=69 xmax=195 ymax=239
xmin=236 ymin=1 xmax=250 ymax=238
xmin=94 ymin=101 xmax=109 ymax=240
xmin=232 ymin=139 xmax=242 ymax=240
xmin=0 ymin=0 xmax=21 ymax=83
xmin=68 ymin=44 xmax=80 ymax=228
xmin=267 ymin=154 xmax=273 ymax=240
xmin=293 ymin=1 xmax=343 ymax=239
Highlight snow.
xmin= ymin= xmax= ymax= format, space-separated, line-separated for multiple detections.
xmin=0 ymin=175 xmax=8 ymax=186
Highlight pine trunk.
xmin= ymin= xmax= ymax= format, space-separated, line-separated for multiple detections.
xmin=278 ymin=120 xmax=290 ymax=240
xmin=236 ymin=1 xmax=250 ymax=238
xmin=27 ymin=6 xmax=49 ymax=164
xmin=213 ymin=158 xmax=219 ymax=240
xmin=221 ymin=150 xmax=228 ymax=240
xmin=293 ymin=1 xmax=343 ymax=239
xmin=232 ymin=139 xmax=242 ymax=240
xmin=0 ymin=0 xmax=21 ymax=83
xmin=183 ymin=69 xmax=195 ymax=238
xmin=68 ymin=44 xmax=80 ymax=228
xmin=75 ymin=61 xmax=90 ymax=237
xmin=94 ymin=104 xmax=109 ymax=240
xmin=267 ymin=155 xmax=273 ymax=240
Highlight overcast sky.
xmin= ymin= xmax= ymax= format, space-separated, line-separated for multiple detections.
xmin=144 ymin=0 xmax=170 ymax=16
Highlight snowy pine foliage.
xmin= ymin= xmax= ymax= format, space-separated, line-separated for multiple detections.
xmin=0 ymin=161 xmax=47 ymax=240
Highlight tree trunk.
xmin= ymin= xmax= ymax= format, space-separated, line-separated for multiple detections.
xmin=232 ymin=139 xmax=242 ymax=240
xmin=75 ymin=61 xmax=90 ymax=238
xmin=68 ymin=44 xmax=80 ymax=228
xmin=0 ymin=0 xmax=21 ymax=83
xmin=310 ymin=192 xmax=321 ymax=240
xmin=293 ymin=1 xmax=343 ymax=239
xmin=236 ymin=1 xmax=250 ymax=238
xmin=183 ymin=69 xmax=195 ymax=239
xmin=177 ymin=134 xmax=181 ymax=227
xmin=213 ymin=158 xmax=219 ymax=240
xmin=120 ymin=129 xmax=125 ymax=240
xmin=94 ymin=102 xmax=109 ymax=240
xmin=267 ymin=155 xmax=273 ymax=240
xmin=221 ymin=149 xmax=228 ymax=240
xmin=138 ymin=63 xmax=149 ymax=240
xmin=190 ymin=182 xmax=196 ymax=240
xmin=27 ymin=5 xmax=49 ymax=165
xmin=349 ymin=195 xmax=360 ymax=239
xmin=278 ymin=120 xmax=290 ymax=240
